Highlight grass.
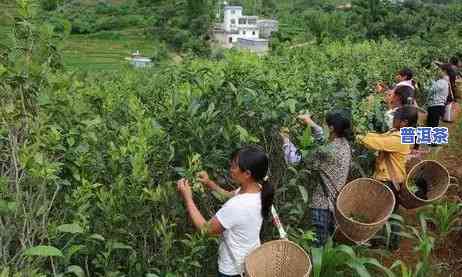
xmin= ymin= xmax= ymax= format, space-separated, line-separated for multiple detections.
xmin=1 ymin=21 xmax=159 ymax=71
xmin=1 ymin=26 xmax=157 ymax=71
xmin=0 ymin=1 xmax=161 ymax=72
xmin=0 ymin=25 xmax=9 ymax=37
xmin=61 ymin=29 xmax=158 ymax=71
xmin=0 ymin=2 xmax=14 ymax=26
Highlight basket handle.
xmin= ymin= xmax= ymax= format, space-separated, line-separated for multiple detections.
xmin=271 ymin=205 xmax=288 ymax=239
xmin=449 ymin=176 xmax=459 ymax=189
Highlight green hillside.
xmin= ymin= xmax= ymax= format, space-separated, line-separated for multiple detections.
xmin=0 ymin=0 xmax=162 ymax=71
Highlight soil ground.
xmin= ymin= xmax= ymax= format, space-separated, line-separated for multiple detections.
xmin=381 ymin=115 xmax=462 ymax=276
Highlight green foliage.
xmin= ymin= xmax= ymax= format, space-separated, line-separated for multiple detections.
xmin=39 ymin=0 xmax=147 ymax=35
xmin=276 ymin=0 xmax=462 ymax=45
xmin=311 ymin=240 xmax=393 ymax=277
xmin=289 ymin=228 xmax=317 ymax=251
xmin=145 ymin=0 xmax=213 ymax=55
xmin=390 ymin=260 xmax=420 ymax=277
xmin=3 ymin=34 xmax=460 ymax=273
xmin=2 ymin=0 xmax=462 ymax=275
xmin=39 ymin=0 xmax=61 ymax=11
xmin=420 ymin=200 xmax=462 ymax=241
xmin=23 ymin=246 xmax=64 ymax=258
xmin=400 ymin=213 xmax=438 ymax=277
xmin=302 ymin=10 xmax=350 ymax=44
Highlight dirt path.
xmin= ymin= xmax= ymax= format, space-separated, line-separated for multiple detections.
xmin=383 ymin=116 xmax=462 ymax=276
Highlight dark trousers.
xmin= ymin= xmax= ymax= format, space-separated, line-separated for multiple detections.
xmin=426 ymin=105 xmax=445 ymax=128
xmin=310 ymin=208 xmax=335 ymax=247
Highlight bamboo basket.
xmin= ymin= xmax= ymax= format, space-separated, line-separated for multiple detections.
xmin=244 ymin=240 xmax=311 ymax=277
xmin=335 ymin=178 xmax=396 ymax=244
xmin=399 ymin=160 xmax=450 ymax=209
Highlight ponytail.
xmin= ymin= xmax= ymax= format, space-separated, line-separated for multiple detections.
xmin=260 ymin=178 xmax=274 ymax=219
xmin=231 ymin=146 xmax=273 ymax=219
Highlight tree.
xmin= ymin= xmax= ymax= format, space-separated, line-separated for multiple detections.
xmin=262 ymin=0 xmax=277 ymax=17
xmin=351 ymin=0 xmax=393 ymax=39
xmin=145 ymin=0 xmax=213 ymax=55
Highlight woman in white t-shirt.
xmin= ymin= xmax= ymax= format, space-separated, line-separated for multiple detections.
xmin=177 ymin=146 xmax=273 ymax=277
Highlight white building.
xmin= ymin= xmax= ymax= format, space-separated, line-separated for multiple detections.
xmin=213 ymin=5 xmax=278 ymax=54
xmin=257 ymin=19 xmax=278 ymax=39
xmin=124 ymin=50 xmax=152 ymax=68
xmin=236 ymin=38 xmax=269 ymax=54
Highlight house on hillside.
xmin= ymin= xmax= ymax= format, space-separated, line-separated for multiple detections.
xmin=212 ymin=5 xmax=278 ymax=54
xmin=336 ymin=3 xmax=352 ymax=10
xmin=125 ymin=50 xmax=152 ymax=68
xmin=258 ymin=19 xmax=278 ymax=39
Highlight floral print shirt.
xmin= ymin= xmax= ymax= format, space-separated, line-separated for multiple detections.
xmin=283 ymin=123 xmax=352 ymax=211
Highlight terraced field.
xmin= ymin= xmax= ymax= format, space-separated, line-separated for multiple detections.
xmin=61 ymin=30 xmax=157 ymax=71
xmin=0 ymin=1 xmax=158 ymax=71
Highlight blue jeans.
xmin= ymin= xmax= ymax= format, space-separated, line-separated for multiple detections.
xmin=310 ymin=208 xmax=335 ymax=247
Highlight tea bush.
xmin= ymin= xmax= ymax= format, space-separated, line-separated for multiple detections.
xmin=2 ymin=1 xmax=462 ymax=276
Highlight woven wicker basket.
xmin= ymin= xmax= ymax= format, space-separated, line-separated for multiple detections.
xmin=335 ymin=178 xmax=396 ymax=244
xmin=399 ymin=160 xmax=450 ymax=209
xmin=244 ymin=240 xmax=311 ymax=277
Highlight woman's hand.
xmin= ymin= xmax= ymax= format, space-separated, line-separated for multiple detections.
xmin=197 ymin=171 xmax=211 ymax=187
xmin=375 ymin=83 xmax=383 ymax=93
xmin=375 ymin=82 xmax=388 ymax=94
xmin=297 ymin=113 xmax=313 ymax=126
xmin=177 ymin=178 xmax=192 ymax=200
xmin=385 ymin=89 xmax=395 ymax=108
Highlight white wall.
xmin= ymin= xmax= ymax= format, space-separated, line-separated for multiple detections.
xmin=220 ymin=6 xmax=264 ymax=47
xmin=223 ymin=6 xmax=242 ymax=32
xmin=237 ymin=39 xmax=269 ymax=54
xmin=237 ymin=28 xmax=259 ymax=39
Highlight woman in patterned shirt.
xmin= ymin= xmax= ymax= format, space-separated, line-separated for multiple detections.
xmin=282 ymin=111 xmax=352 ymax=247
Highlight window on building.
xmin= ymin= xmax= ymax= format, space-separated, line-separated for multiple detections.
xmin=243 ymin=31 xmax=246 ymax=35
xmin=238 ymin=18 xmax=246 ymax=25
xmin=231 ymin=10 xmax=235 ymax=14
xmin=229 ymin=37 xmax=233 ymax=43
xmin=248 ymin=18 xmax=257 ymax=25
xmin=230 ymin=19 xmax=236 ymax=25
xmin=252 ymin=31 xmax=256 ymax=35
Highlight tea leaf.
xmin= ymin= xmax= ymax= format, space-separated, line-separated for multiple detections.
xmin=66 ymin=265 xmax=85 ymax=277
xmin=57 ymin=223 xmax=84 ymax=234
xmin=23 ymin=246 xmax=64 ymax=257
xmin=298 ymin=185 xmax=308 ymax=203
xmin=89 ymin=234 xmax=105 ymax=242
